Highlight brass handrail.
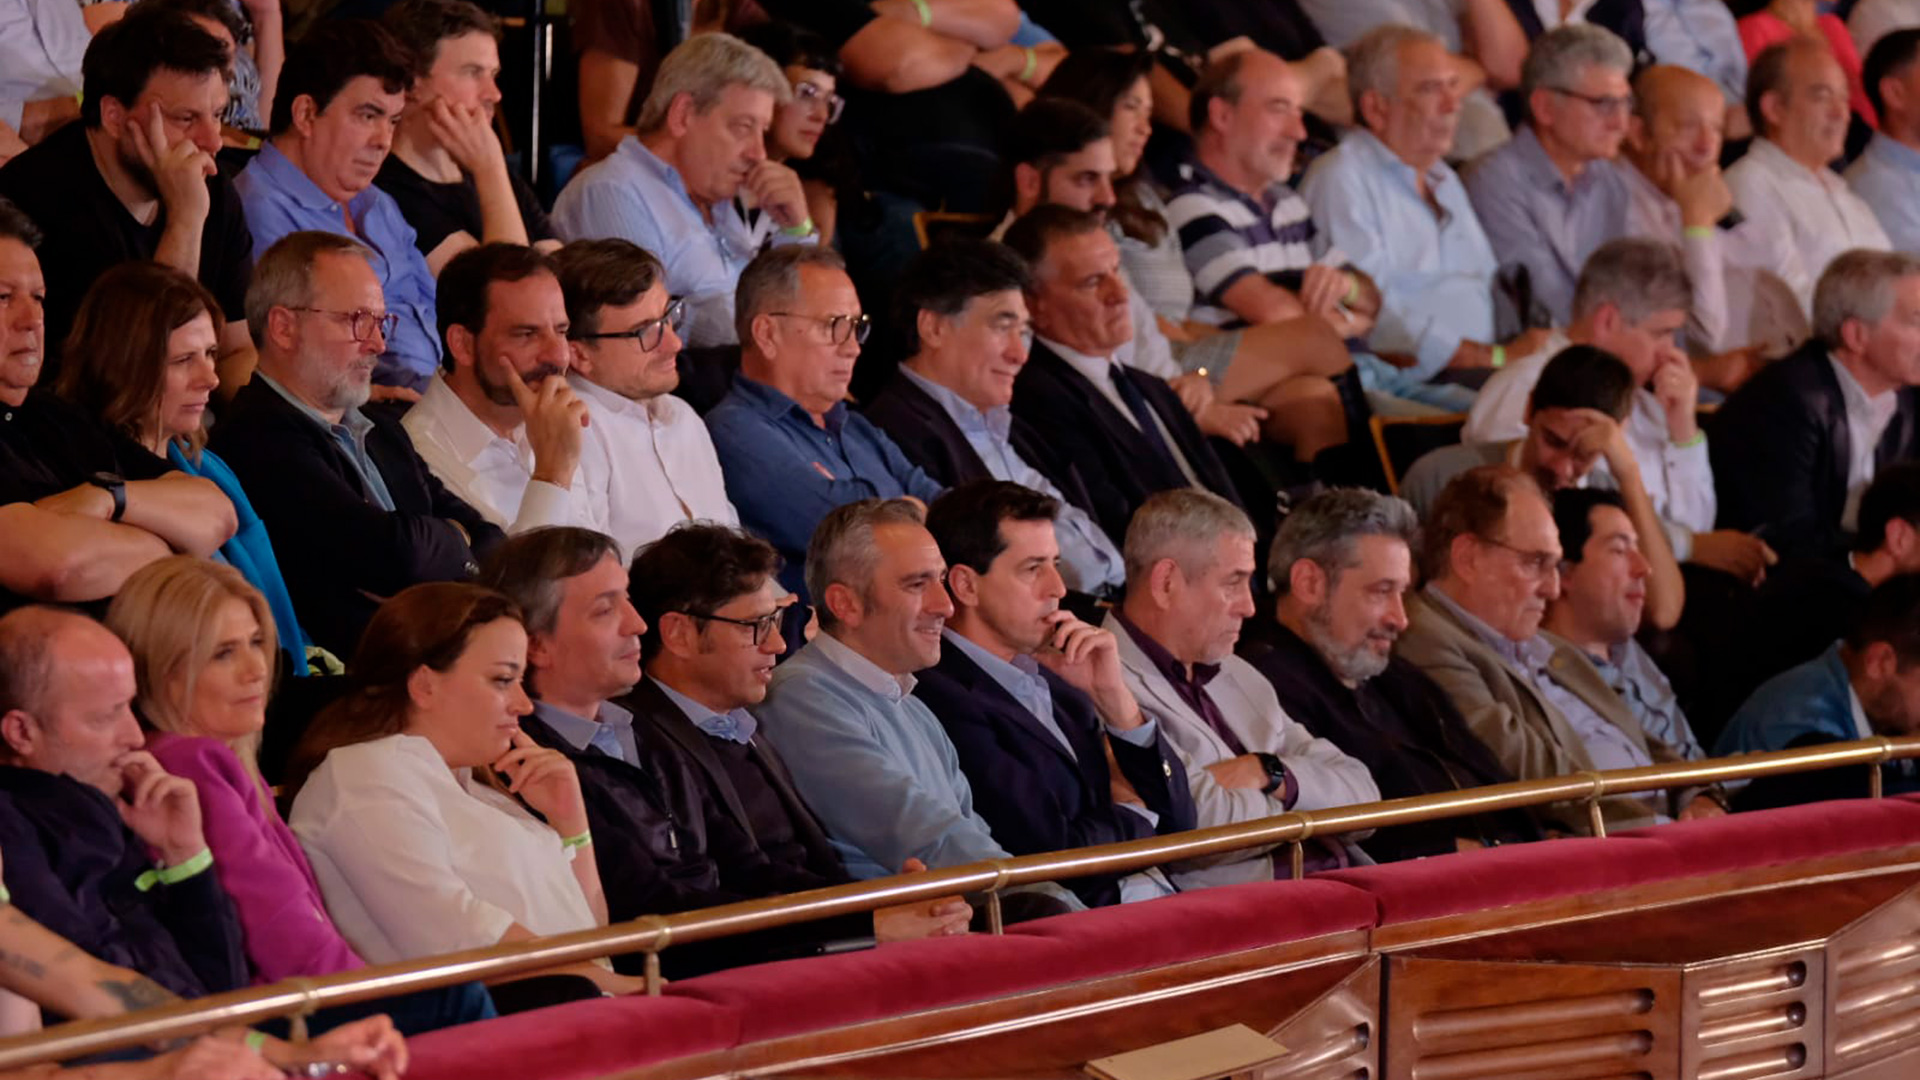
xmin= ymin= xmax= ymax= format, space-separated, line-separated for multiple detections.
xmin=0 ymin=736 xmax=1914 ymax=1069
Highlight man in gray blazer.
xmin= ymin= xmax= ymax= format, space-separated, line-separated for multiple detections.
xmin=1108 ymin=490 xmax=1379 ymax=889
xmin=1394 ymin=463 xmax=1724 ymax=834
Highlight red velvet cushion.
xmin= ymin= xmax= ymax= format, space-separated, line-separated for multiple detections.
xmin=404 ymin=993 xmax=740 ymax=1080
xmin=1007 ymin=879 xmax=1376 ymax=970
xmin=1617 ymin=797 xmax=1920 ymax=872
xmin=1314 ymin=837 xmax=1679 ymax=925
xmin=667 ymin=931 xmax=1088 ymax=1043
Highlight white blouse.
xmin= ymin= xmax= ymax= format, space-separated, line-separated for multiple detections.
xmin=290 ymin=733 xmax=598 ymax=965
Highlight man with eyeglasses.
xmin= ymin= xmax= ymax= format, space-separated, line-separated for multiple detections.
xmin=554 ymin=238 xmax=738 ymax=560
xmin=706 ymin=246 xmax=943 ymax=601
xmin=402 ymin=243 xmax=600 ymax=536
xmin=480 ymin=526 xmax=970 ymax=978
xmin=1396 ymin=463 xmax=1716 ymax=835
xmin=1463 ymin=24 xmax=1634 ymax=327
xmin=211 ymin=231 xmax=503 ymax=658
xmin=865 ymin=239 xmax=1124 ymax=606
xmin=1727 ymin=38 xmax=1890 ymax=306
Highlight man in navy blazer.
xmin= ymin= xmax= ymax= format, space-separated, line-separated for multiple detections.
xmin=1710 ymin=250 xmax=1920 ymax=562
xmin=916 ymin=481 xmax=1196 ymax=908
xmin=1000 ymin=206 xmax=1253 ymax=546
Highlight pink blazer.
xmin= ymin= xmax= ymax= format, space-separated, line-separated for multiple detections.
xmin=147 ymin=732 xmax=365 ymax=984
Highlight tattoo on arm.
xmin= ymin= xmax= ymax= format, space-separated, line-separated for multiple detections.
xmin=0 ymin=947 xmax=46 ymax=983
xmin=98 ymin=976 xmax=178 ymax=1014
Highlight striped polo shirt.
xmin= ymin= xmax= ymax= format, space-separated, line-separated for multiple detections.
xmin=1164 ymin=160 xmax=1318 ymax=328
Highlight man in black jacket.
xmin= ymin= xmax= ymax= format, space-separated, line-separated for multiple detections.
xmin=865 ymin=239 xmax=1125 ymax=603
xmin=917 ymin=482 xmax=1195 ymax=907
xmin=481 ymin=526 xmax=968 ymax=977
xmin=209 ymin=231 xmax=504 ymax=658
xmin=1238 ymin=489 xmax=1538 ymax=859
xmin=1710 ymin=249 xmax=1920 ymax=563
xmin=1002 ymin=205 xmax=1252 ymax=544
xmin=0 ymin=606 xmax=247 ymax=1000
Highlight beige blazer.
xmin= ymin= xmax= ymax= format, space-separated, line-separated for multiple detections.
xmin=1394 ymin=590 xmax=1680 ymax=835
xmin=1106 ymin=613 xmax=1380 ymax=889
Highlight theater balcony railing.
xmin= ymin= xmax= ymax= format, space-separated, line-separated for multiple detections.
xmin=0 ymin=735 xmax=1914 ymax=1071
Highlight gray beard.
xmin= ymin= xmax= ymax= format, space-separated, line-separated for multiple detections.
xmin=1303 ymin=604 xmax=1391 ymax=685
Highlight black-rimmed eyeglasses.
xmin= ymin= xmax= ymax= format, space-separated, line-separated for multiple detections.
xmin=288 ymin=307 xmax=399 ymax=343
xmin=1547 ymin=85 xmax=1634 ymax=119
xmin=685 ymin=602 xmax=807 ymax=646
xmin=768 ymin=311 xmax=871 ymax=345
xmin=574 ymin=298 xmax=687 ymax=351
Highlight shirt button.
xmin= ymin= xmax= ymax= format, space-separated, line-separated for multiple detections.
xmin=1163 ymin=761 xmax=1173 ymax=777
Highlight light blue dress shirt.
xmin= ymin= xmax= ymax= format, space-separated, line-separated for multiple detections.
xmin=1592 ymin=640 xmax=1703 ymax=761
xmin=552 ymin=137 xmax=800 ymax=347
xmin=233 ymin=143 xmax=442 ymax=390
xmin=1641 ymin=0 xmax=1748 ymax=104
xmin=1846 ymin=135 xmax=1920 ymax=255
xmin=1464 ymin=126 xmax=1630 ymax=327
xmin=0 ymin=0 xmax=86 ymax=131
xmin=899 ymin=368 xmax=1124 ymax=593
xmin=1300 ymin=129 xmax=1499 ymax=387
xmin=654 ymin=678 xmax=759 ymax=744
xmin=531 ymin=699 xmax=643 ymax=768
xmin=254 ymin=372 xmax=397 ymax=512
xmin=941 ymin=630 xmax=1161 ymax=754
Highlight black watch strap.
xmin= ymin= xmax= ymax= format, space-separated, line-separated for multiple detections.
xmin=1254 ymin=751 xmax=1286 ymax=797
xmin=87 ymin=472 xmax=126 ymax=523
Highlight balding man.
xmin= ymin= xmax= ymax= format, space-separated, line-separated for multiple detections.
xmin=1622 ymin=65 xmax=1807 ymax=367
xmin=0 ymin=607 xmax=247 ymax=1000
xmin=1727 ymin=40 xmax=1890 ymax=308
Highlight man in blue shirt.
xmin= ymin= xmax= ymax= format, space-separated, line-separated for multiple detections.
xmin=552 ymin=32 xmax=814 ymax=348
xmin=865 ymin=239 xmax=1124 ymax=599
xmin=706 ymin=246 xmax=943 ymax=599
xmin=1848 ymin=30 xmax=1920 ymax=254
xmin=233 ymin=21 xmax=442 ymax=392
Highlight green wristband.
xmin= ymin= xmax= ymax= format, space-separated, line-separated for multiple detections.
xmin=909 ymin=0 xmax=932 ymax=25
xmin=244 ymin=1031 xmax=268 ymax=1054
xmin=1490 ymin=345 xmax=1507 ymax=370
xmin=562 ymin=829 xmax=593 ymax=851
xmin=780 ymin=217 xmax=816 ymax=239
xmin=134 ymin=847 xmax=213 ymax=893
xmin=1682 ymin=225 xmax=1713 ymax=240
xmin=1674 ymin=430 xmax=1705 ymax=448
xmin=1019 ymin=45 xmax=1040 ymax=84
xmin=1342 ymin=273 xmax=1360 ymax=306
xmin=0 ymin=882 xmax=10 ymax=905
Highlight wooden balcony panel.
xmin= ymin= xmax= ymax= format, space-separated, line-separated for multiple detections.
xmin=1828 ymin=884 xmax=1920 ymax=1076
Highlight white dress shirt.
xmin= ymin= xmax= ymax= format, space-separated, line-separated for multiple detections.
xmin=289 ymin=733 xmax=599 ymax=965
xmin=570 ymin=374 xmax=738 ymax=560
xmin=402 ymin=376 xmax=602 ymax=535
xmin=1726 ymin=139 xmax=1891 ymax=313
xmin=1464 ymin=330 xmax=1716 ymax=558
xmin=1037 ymin=335 xmax=1203 ymax=487
xmin=1830 ymin=354 xmax=1901 ymax=530
xmin=1620 ymin=160 xmax=1809 ymax=357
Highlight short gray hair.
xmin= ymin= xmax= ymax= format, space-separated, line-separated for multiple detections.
xmin=635 ymin=32 xmax=791 ymax=135
xmin=1814 ymin=249 xmax=1920 ymax=346
xmin=806 ymin=498 xmax=928 ymax=631
xmin=734 ymin=244 xmax=849 ymax=348
xmin=1570 ymin=238 xmax=1693 ymax=325
xmin=245 ymin=231 xmax=375 ymax=345
xmin=1521 ymin=23 xmax=1633 ymax=104
xmin=1346 ymin=24 xmax=1444 ymax=121
xmin=1122 ymin=490 xmax=1255 ymax=587
xmin=1268 ymin=489 xmax=1419 ymax=595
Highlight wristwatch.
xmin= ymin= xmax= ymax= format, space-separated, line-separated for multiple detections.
xmin=1253 ymin=751 xmax=1287 ymax=797
xmin=86 ymin=471 xmax=126 ymax=522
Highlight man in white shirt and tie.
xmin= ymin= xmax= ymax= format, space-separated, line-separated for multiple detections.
xmin=554 ymin=238 xmax=739 ymax=559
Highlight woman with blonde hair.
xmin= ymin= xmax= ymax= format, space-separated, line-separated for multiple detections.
xmin=60 ymin=261 xmax=315 ymax=674
xmin=108 ymin=557 xmax=493 ymax=1032
xmin=285 ymin=583 xmax=643 ymax=1012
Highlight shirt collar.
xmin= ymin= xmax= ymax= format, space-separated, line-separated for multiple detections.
xmin=416 ymin=374 xmax=524 ymax=464
xmin=1751 ymin=137 xmax=1842 ymax=191
xmin=569 ymin=371 xmax=672 ymax=422
xmin=1345 ymin=128 xmax=1454 ymax=204
xmin=255 ymin=370 xmax=374 ymax=439
xmin=1868 ymin=132 xmax=1920 ymax=173
xmin=809 ymin=631 xmax=918 ymax=700
xmin=730 ymin=374 xmax=846 ymax=431
xmin=1829 ymin=352 xmax=1898 ymax=418
xmin=255 ymin=141 xmax=375 ymax=215
xmin=1113 ymin=609 xmax=1220 ymax=689
xmin=900 ymin=366 xmax=1012 ymax=442
xmin=616 ymin=137 xmax=695 ymax=203
xmin=652 ymin=678 xmax=759 ymax=743
xmin=1178 ymin=157 xmax=1280 ymax=215
xmin=943 ymin=626 xmax=1047 ymax=691
xmin=1037 ymin=334 xmax=1120 ymax=380
xmin=1424 ymin=582 xmax=1543 ymax=669
xmin=1510 ymin=125 xmax=1604 ymax=195
xmin=531 ymin=699 xmax=635 ymax=753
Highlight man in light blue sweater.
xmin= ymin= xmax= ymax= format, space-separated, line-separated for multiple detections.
xmin=754 ymin=497 xmax=1082 ymax=920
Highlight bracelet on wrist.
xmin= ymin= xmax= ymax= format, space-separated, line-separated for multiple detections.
xmin=909 ymin=0 xmax=932 ymax=25
xmin=1490 ymin=344 xmax=1507 ymax=369
xmin=1673 ymin=430 xmax=1705 ymax=448
xmin=1018 ymin=46 xmax=1040 ymax=84
xmin=244 ymin=1031 xmax=268 ymax=1054
xmin=561 ymin=829 xmax=593 ymax=851
xmin=780 ymin=217 xmax=816 ymax=239
xmin=134 ymin=847 xmax=213 ymax=893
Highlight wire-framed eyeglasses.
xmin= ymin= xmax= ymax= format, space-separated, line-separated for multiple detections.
xmin=574 ymin=298 xmax=687 ymax=351
xmin=768 ymin=311 xmax=871 ymax=345
xmin=792 ymin=81 xmax=845 ymax=124
xmin=288 ymin=307 xmax=399 ymax=343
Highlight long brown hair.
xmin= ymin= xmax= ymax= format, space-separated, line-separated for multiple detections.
xmin=281 ymin=583 xmax=524 ymax=805
xmin=57 ymin=261 xmax=225 ymax=461
xmin=1039 ymin=48 xmax=1167 ymax=247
